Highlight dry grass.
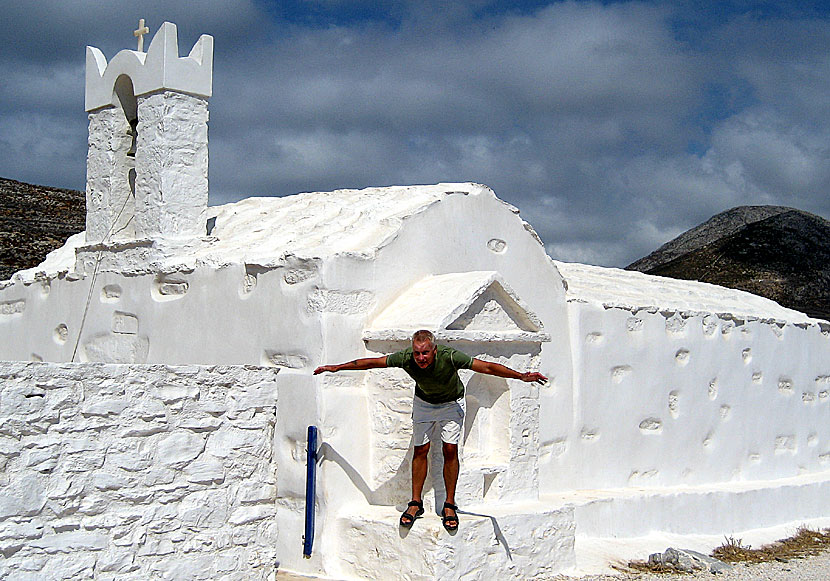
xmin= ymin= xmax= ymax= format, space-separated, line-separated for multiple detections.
xmin=712 ymin=527 xmax=830 ymax=564
xmin=625 ymin=526 xmax=830 ymax=574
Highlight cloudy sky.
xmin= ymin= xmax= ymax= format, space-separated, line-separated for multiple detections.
xmin=1 ymin=1 xmax=828 ymax=267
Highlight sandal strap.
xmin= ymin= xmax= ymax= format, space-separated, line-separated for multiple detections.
xmin=442 ymin=502 xmax=458 ymax=511
xmin=408 ymin=500 xmax=424 ymax=508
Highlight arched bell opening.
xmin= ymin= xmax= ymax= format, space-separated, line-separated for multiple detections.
xmin=110 ymin=74 xmax=137 ymax=239
xmin=114 ymin=74 xmax=138 ymax=156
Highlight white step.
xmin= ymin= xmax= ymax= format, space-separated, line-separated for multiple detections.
xmin=331 ymin=502 xmax=576 ymax=580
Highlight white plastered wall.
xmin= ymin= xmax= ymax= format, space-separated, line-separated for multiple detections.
xmin=0 ymin=362 xmax=278 ymax=580
xmin=541 ymin=301 xmax=830 ymax=493
xmin=309 ymin=189 xmax=568 ymax=457
xmin=133 ymin=91 xmax=209 ymax=240
xmin=287 ymin=187 xmax=573 ymax=575
xmin=0 ymin=265 xmax=323 ymax=369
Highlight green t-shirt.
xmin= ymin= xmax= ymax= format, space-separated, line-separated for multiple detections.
xmin=386 ymin=345 xmax=474 ymax=404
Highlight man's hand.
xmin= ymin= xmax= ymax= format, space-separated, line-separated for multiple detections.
xmin=520 ymin=372 xmax=548 ymax=384
xmin=471 ymin=359 xmax=548 ymax=384
xmin=313 ymin=365 xmax=337 ymax=375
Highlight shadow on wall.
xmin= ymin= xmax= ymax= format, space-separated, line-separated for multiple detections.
xmin=463 ymin=374 xmax=510 ymax=466
xmin=318 ymin=435 xmax=450 ymax=510
xmin=317 ymin=441 xmax=513 ymax=557
xmin=458 ymin=508 xmax=513 ymax=560
xmin=317 ymin=442 xmax=411 ymax=506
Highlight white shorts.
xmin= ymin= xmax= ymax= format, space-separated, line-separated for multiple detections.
xmin=412 ymin=395 xmax=466 ymax=446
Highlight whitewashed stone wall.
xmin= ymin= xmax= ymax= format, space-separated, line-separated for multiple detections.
xmin=0 ymin=362 xmax=279 ymax=580
xmin=540 ymin=303 xmax=830 ymax=493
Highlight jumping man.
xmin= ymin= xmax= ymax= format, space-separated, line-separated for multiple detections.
xmin=313 ymin=329 xmax=547 ymax=531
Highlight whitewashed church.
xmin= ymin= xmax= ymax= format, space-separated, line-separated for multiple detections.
xmin=1 ymin=22 xmax=829 ymax=580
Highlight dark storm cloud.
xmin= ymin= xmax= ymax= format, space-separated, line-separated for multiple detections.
xmin=1 ymin=1 xmax=828 ymax=266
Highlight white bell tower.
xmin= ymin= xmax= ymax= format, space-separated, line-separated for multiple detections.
xmin=84 ymin=21 xmax=214 ymax=244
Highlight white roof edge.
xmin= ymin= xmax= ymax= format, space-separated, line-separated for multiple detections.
xmin=554 ymin=260 xmax=825 ymax=326
xmin=8 ymin=183 xmax=499 ymax=282
xmin=362 ymin=330 xmax=551 ymax=343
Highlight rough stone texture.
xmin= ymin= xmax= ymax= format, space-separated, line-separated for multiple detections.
xmin=0 ymin=177 xmax=85 ymax=282
xmin=83 ymin=89 xmax=210 ymax=249
xmin=85 ymin=107 xmax=136 ymax=243
xmin=134 ymin=91 xmax=209 ymax=240
xmin=648 ymin=547 xmax=732 ymax=574
xmin=0 ymin=362 xmax=278 ymax=580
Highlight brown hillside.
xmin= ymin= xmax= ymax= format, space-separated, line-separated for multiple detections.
xmin=627 ymin=207 xmax=830 ymax=321
xmin=0 ymin=177 xmax=85 ymax=281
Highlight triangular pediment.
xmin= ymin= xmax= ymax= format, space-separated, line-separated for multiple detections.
xmin=445 ymin=280 xmax=539 ymax=332
xmin=363 ymin=271 xmax=549 ymax=343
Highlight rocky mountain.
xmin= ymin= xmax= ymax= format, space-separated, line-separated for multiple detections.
xmin=627 ymin=206 xmax=830 ymax=321
xmin=0 ymin=177 xmax=85 ymax=282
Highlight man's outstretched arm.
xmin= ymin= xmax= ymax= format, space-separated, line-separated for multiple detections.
xmin=313 ymin=356 xmax=388 ymax=375
xmin=470 ymin=359 xmax=547 ymax=384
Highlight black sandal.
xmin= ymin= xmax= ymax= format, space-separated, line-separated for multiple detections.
xmin=441 ymin=502 xmax=459 ymax=531
xmin=399 ymin=500 xmax=424 ymax=527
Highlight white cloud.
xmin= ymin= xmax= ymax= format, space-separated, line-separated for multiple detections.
xmin=1 ymin=0 xmax=829 ymax=267
xmin=706 ymin=109 xmax=830 ymax=200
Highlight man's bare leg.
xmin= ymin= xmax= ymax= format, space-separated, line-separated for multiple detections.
xmin=442 ymin=442 xmax=459 ymax=523
xmin=405 ymin=442 xmax=430 ymax=519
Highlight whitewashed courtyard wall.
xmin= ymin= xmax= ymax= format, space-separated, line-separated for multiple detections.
xmin=538 ymin=297 xmax=830 ymax=494
xmin=0 ymin=362 xmax=279 ymax=580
